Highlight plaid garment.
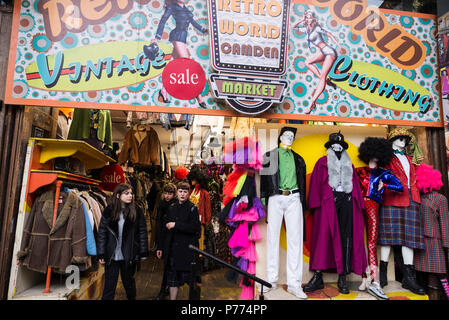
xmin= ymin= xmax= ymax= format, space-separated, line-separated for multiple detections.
xmin=378 ymin=193 xmax=424 ymax=249
xmin=414 ymin=192 xmax=449 ymax=274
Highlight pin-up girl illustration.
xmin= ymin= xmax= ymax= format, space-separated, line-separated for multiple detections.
xmin=149 ymin=0 xmax=207 ymax=107
xmin=294 ymin=10 xmax=342 ymax=114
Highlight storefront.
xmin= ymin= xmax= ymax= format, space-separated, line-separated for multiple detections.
xmin=0 ymin=0 xmax=448 ymax=301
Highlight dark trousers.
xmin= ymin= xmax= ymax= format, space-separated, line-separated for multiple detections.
xmin=102 ymin=260 xmax=137 ymax=300
xmin=334 ymin=191 xmax=353 ymax=275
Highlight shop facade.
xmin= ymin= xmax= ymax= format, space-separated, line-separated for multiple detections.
xmin=0 ymin=0 xmax=448 ymax=300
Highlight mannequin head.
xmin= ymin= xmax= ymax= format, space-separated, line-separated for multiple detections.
xmin=358 ymin=137 xmax=393 ymax=168
xmin=391 ymin=136 xmax=410 ymax=151
xmin=278 ymin=127 xmax=297 ymax=146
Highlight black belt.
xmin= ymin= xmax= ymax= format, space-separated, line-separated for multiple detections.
xmin=277 ymin=188 xmax=300 ymax=196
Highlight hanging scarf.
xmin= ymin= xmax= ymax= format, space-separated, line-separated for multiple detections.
xmin=326 ymin=148 xmax=353 ymax=194
xmin=279 ymin=142 xmax=292 ymax=150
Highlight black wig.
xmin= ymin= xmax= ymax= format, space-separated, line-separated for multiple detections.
xmin=187 ymin=165 xmax=210 ymax=190
xmin=358 ymin=137 xmax=394 ymax=167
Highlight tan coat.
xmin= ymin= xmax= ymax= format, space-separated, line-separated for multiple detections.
xmin=18 ymin=190 xmax=89 ymax=274
xmin=118 ymin=125 xmax=161 ymax=166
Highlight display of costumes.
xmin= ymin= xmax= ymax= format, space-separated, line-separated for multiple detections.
xmin=126 ymin=111 xmax=159 ymax=128
xmin=259 ymin=126 xmax=307 ymax=299
xmin=17 ymin=189 xmax=91 ymax=274
xmin=118 ymin=124 xmax=161 ymax=166
xmin=356 ymin=137 xmax=403 ymax=300
xmin=67 ymin=109 xmax=113 ymax=152
xmin=220 ymin=137 xmax=265 ymax=300
xmin=414 ymin=164 xmax=449 ymax=299
xmin=378 ymin=127 xmax=425 ymax=295
xmin=305 ymin=132 xmax=367 ymax=294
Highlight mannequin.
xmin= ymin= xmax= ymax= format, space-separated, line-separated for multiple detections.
xmin=356 ymin=137 xmax=403 ymax=300
xmin=414 ymin=164 xmax=449 ymax=299
xmin=378 ymin=127 xmax=425 ymax=295
xmin=304 ymin=132 xmax=367 ymax=294
xmin=260 ymin=127 xmax=307 ymax=299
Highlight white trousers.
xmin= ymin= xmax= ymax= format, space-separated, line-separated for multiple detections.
xmin=266 ymin=193 xmax=303 ymax=289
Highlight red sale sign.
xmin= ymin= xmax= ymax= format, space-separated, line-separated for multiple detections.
xmin=162 ymin=58 xmax=206 ymax=100
xmin=100 ymin=164 xmax=126 ymax=192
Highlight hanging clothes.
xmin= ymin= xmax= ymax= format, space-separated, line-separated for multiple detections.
xmin=57 ymin=110 xmax=72 ymax=140
xmin=118 ymin=124 xmax=161 ymax=166
xmin=160 ymin=113 xmax=194 ymax=130
xmin=229 ymin=117 xmax=267 ymax=140
xmin=67 ymin=109 xmax=113 ymax=151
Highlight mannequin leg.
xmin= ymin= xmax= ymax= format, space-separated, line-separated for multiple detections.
xmin=266 ymin=195 xmax=284 ymax=286
xmin=380 ymin=245 xmax=391 ymax=262
xmin=401 ymin=246 xmax=414 ymax=265
xmin=379 ymin=246 xmax=390 ymax=288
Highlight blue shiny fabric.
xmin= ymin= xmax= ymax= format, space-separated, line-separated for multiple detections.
xmin=368 ymin=168 xmax=403 ymax=203
xmin=155 ymin=4 xmax=206 ymax=43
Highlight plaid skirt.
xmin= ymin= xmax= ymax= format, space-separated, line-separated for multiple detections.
xmin=414 ymin=237 xmax=447 ymax=274
xmin=378 ymin=197 xmax=424 ymax=249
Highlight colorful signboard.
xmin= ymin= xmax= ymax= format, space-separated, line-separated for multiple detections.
xmin=4 ymin=0 xmax=442 ymax=126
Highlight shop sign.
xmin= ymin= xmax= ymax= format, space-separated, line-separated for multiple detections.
xmin=207 ymin=0 xmax=290 ymax=114
xmin=100 ymin=164 xmax=125 ymax=192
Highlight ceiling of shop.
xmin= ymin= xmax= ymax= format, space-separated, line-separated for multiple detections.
xmin=109 ymin=110 xmax=232 ymax=167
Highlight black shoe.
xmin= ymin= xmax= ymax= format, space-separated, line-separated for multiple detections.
xmin=153 ymin=287 xmax=169 ymax=300
xmin=158 ymin=90 xmax=169 ymax=103
xmin=199 ymin=102 xmax=206 ymax=108
xmin=338 ymin=274 xmax=350 ymax=294
xmin=303 ymin=271 xmax=324 ymax=292
xmin=379 ymin=261 xmax=388 ymax=288
xmin=402 ymin=264 xmax=426 ymax=295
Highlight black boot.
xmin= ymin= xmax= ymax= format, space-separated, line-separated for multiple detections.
xmin=304 ymin=271 xmax=324 ymax=292
xmin=379 ymin=261 xmax=388 ymax=288
xmin=153 ymin=286 xmax=169 ymax=300
xmin=402 ymin=264 xmax=426 ymax=295
xmin=338 ymin=274 xmax=350 ymax=294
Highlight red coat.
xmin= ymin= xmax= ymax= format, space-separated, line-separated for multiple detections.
xmin=383 ymin=155 xmax=420 ymax=207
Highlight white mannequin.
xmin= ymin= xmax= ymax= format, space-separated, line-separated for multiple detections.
xmin=265 ymin=129 xmax=307 ymax=299
xmin=279 ymin=130 xmax=295 ymax=148
xmin=380 ymin=137 xmax=414 ymax=266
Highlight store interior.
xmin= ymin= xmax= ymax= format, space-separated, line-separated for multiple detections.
xmin=7 ymin=106 xmax=447 ymax=300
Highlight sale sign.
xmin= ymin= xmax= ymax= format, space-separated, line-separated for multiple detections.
xmin=162 ymin=58 xmax=206 ymax=100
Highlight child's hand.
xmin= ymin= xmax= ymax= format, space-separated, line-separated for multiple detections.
xmin=156 ymin=250 xmax=163 ymax=259
xmin=99 ymin=259 xmax=105 ymax=264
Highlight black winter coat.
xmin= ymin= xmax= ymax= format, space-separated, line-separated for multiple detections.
xmin=155 ymin=198 xmax=176 ymax=251
xmin=260 ymin=147 xmax=307 ymax=210
xmin=97 ymin=205 xmax=149 ymax=266
xmin=161 ymin=200 xmax=200 ymax=271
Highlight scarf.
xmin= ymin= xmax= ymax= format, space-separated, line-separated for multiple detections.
xmin=279 ymin=142 xmax=292 ymax=150
xmin=327 ymin=148 xmax=353 ymax=194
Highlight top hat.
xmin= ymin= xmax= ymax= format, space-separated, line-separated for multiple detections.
xmin=324 ymin=131 xmax=349 ymax=150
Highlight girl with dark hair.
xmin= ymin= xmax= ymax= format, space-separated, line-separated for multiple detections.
xmin=356 ymin=137 xmax=403 ymax=299
xmin=97 ymin=183 xmax=149 ymax=300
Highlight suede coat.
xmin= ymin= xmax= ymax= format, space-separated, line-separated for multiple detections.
xmin=118 ymin=125 xmax=161 ymax=166
xmin=18 ymin=190 xmax=89 ymax=274
xmin=382 ymin=155 xmax=420 ymax=206
xmin=308 ymin=156 xmax=367 ymax=275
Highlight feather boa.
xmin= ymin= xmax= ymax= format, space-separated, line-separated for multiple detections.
xmin=416 ymin=163 xmax=443 ymax=193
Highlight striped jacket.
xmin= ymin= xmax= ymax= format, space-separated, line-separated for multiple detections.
xmin=414 ymin=192 xmax=449 ymax=273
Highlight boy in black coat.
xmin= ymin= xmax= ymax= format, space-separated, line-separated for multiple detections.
xmin=154 ymin=183 xmax=177 ymax=300
xmin=160 ymin=181 xmax=201 ymax=300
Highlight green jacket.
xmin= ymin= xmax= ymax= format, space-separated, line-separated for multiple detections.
xmin=68 ymin=109 xmax=113 ymax=150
